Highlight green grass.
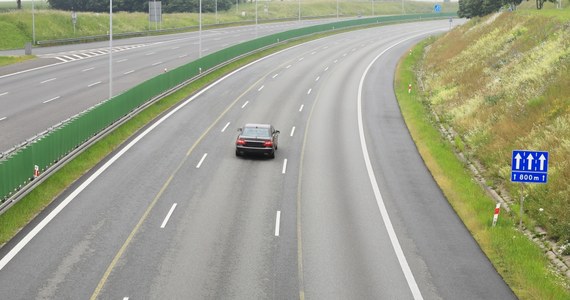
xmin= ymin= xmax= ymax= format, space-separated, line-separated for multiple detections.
xmin=422 ymin=10 xmax=570 ymax=244
xmin=395 ymin=38 xmax=570 ymax=300
xmin=0 ymin=55 xmax=34 ymax=67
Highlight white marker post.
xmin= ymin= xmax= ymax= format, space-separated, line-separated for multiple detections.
xmin=408 ymin=83 xmax=412 ymax=94
xmin=33 ymin=165 xmax=40 ymax=179
xmin=492 ymin=203 xmax=500 ymax=227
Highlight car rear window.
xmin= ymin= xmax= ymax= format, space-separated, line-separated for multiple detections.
xmin=242 ymin=127 xmax=271 ymax=137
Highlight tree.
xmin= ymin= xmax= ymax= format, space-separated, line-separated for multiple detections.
xmin=535 ymin=0 xmax=556 ymax=9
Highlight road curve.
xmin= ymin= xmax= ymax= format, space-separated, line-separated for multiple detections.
xmin=0 ymin=19 xmax=516 ymax=299
xmin=0 ymin=19 xmax=335 ymax=152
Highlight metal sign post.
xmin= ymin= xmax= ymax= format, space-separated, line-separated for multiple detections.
xmin=511 ymin=150 xmax=549 ymax=229
xmin=71 ymin=11 xmax=77 ymax=35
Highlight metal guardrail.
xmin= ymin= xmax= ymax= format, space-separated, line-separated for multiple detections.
xmin=0 ymin=12 xmax=457 ymax=214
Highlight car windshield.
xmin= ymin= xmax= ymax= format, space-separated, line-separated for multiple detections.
xmin=242 ymin=127 xmax=271 ymax=138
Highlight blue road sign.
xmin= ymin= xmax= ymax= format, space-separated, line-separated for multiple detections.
xmin=511 ymin=150 xmax=549 ymax=183
xmin=434 ymin=4 xmax=441 ymax=13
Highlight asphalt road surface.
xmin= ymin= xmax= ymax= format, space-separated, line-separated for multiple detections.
xmin=0 ymin=19 xmax=517 ymax=299
xmin=0 ymin=19 xmax=334 ymax=153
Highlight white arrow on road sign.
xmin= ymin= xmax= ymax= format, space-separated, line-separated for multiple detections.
xmin=539 ymin=154 xmax=546 ymax=171
xmin=527 ymin=153 xmax=534 ymax=170
xmin=514 ymin=153 xmax=522 ymax=170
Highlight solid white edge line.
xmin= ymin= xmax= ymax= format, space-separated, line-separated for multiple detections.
xmin=160 ymin=203 xmax=178 ymax=228
xmin=196 ymin=153 xmax=208 ymax=168
xmin=282 ymin=159 xmax=288 ymax=174
xmin=0 ymin=60 xmax=67 ymax=80
xmin=0 ymin=44 xmax=302 ymax=271
xmin=275 ymin=211 xmax=281 ymax=236
xmin=357 ymin=29 xmax=444 ymax=300
xmin=290 ymin=126 xmax=296 ymax=137
xmin=221 ymin=122 xmax=231 ymax=132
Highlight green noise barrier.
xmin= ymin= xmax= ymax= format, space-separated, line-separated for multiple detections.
xmin=0 ymin=12 xmax=456 ymax=203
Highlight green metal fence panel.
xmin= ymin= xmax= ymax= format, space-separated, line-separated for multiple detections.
xmin=0 ymin=13 xmax=455 ymax=202
xmin=0 ymin=162 xmax=5 ymax=199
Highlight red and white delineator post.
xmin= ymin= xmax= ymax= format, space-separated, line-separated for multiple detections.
xmin=33 ymin=165 xmax=40 ymax=179
xmin=492 ymin=203 xmax=501 ymax=227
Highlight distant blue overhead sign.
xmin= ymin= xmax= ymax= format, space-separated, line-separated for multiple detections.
xmin=511 ymin=150 xmax=549 ymax=183
xmin=434 ymin=4 xmax=441 ymax=12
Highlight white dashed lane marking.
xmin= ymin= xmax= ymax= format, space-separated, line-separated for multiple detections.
xmin=221 ymin=122 xmax=231 ymax=132
xmin=290 ymin=126 xmax=296 ymax=137
xmin=88 ymin=81 xmax=102 ymax=88
xmin=160 ymin=203 xmax=178 ymax=228
xmin=43 ymin=96 xmax=61 ymax=104
xmin=282 ymin=159 xmax=288 ymax=174
xmin=196 ymin=153 xmax=208 ymax=169
xmin=299 ymin=105 xmax=304 ymax=112
xmin=40 ymin=78 xmax=56 ymax=84
xmin=275 ymin=211 xmax=281 ymax=236
xmin=242 ymin=101 xmax=249 ymax=109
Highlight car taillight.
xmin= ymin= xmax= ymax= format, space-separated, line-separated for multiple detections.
xmin=236 ymin=139 xmax=246 ymax=145
xmin=263 ymin=141 xmax=273 ymax=147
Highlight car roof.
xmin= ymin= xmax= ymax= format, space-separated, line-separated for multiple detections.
xmin=243 ymin=123 xmax=271 ymax=128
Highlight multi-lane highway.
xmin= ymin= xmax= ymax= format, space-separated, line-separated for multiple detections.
xmin=0 ymin=19 xmax=333 ymax=152
xmin=0 ymin=19 xmax=516 ymax=299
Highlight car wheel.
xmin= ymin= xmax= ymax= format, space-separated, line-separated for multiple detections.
xmin=269 ymin=151 xmax=275 ymax=159
xmin=235 ymin=150 xmax=241 ymax=157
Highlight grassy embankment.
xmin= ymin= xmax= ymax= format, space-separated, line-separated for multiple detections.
xmin=0 ymin=55 xmax=34 ymax=66
xmin=395 ymin=8 xmax=569 ymax=300
xmin=0 ymin=0 xmax=457 ymax=50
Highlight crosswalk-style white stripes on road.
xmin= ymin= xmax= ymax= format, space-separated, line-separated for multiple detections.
xmin=39 ymin=44 xmax=147 ymax=63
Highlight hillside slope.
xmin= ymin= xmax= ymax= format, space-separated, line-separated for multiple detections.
xmin=420 ymin=12 xmax=569 ymax=247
